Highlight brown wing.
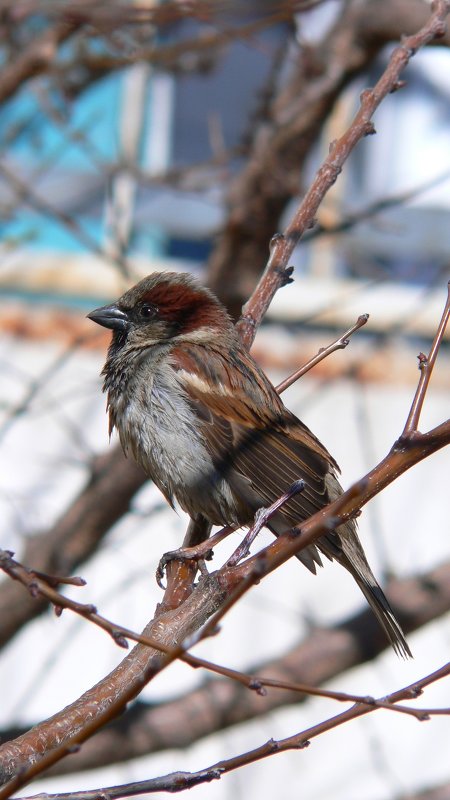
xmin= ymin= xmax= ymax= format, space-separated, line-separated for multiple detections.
xmin=171 ymin=341 xmax=413 ymax=656
xmin=171 ymin=342 xmax=340 ymax=570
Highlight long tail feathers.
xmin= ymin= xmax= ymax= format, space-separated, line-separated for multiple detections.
xmin=335 ymin=523 xmax=412 ymax=659
xmin=267 ymin=481 xmax=411 ymax=657
xmin=322 ymin=476 xmax=411 ymax=658
xmin=348 ymin=565 xmax=412 ymax=659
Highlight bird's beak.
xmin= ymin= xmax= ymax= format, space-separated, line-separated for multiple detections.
xmin=87 ymin=303 xmax=129 ymax=331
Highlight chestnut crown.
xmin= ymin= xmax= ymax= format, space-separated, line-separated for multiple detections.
xmin=87 ymin=272 xmax=234 ymax=345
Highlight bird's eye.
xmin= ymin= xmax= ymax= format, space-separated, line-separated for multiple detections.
xmin=139 ymin=303 xmax=158 ymax=319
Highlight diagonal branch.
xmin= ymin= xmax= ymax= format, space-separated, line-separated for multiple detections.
xmin=0 ymin=3 xmax=449 ymax=794
xmin=402 ymin=281 xmax=450 ymax=435
xmin=0 ymin=281 xmax=448 ymax=794
xmin=208 ymin=0 xmax=450 ymax=314
xmin=0 ymin=446 xmax=146 ymax=649
xmin=6 ymin=558 xmax=450 ymax=778
xmin=13 ymin=663 xmax=450 ymax=800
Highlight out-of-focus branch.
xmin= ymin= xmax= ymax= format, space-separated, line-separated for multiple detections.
xmin=399 ymin=782 xmax=450 ymax=800
xmin=0 ymin=5 xmax=448 ymax=792
xmin=207 ymin=0 xmax=450 ymax=316
xmin=307 ymin=168 xmax=450 ymax=242
xmin=0 ymin=162 xmax=131 ymax=276
xmin=8 ymin=558 xmax=449 ymax=777
xmin=0 ymin=4 xmax=297 ymax=101
xmin=0 ymin=446 xmax=146 ymax=648
xmin=0 ymin=6 xmax=449 ymax=796
xmin=0 ymin=20 xmax=77 ymax=105
xmin=226 ymin=0 xmax=450 ymax=319
xmin=13 ymin=663 xmax=450 ymax=800
xmin=0 ymin=277 xmax=448 ymax=792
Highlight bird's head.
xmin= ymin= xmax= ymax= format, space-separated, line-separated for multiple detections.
xmin=87 ymin=272 xmax=233 ymax=350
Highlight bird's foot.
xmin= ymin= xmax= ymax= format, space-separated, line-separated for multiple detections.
xmin=156 ymin=541 xmax=215 ymax=588
xmin=156 ymin=523 xmax=237 ymax=589
xmin=227 ymin=480 xmax=306 ymax=567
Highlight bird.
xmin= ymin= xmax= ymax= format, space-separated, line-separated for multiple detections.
xmin=87 ymin=270 xmax=411 ymax=657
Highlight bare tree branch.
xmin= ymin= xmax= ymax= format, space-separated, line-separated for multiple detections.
xmin=3 ymin=558 xmax=449 ymax=777
xmin=0 ymin=446 xmax=146 ymax=648
xmin=0 ymin=4 xmax=448 ymax=798
xmin=0 ymin=275 xmax=448 ymax=793
xmin=0 ymin=19 xmax=77 ymax=105
xmin=13 ymin=663 xmax=450 ymax=800
xmin=207 ymin=0 xmax=450 ymax=315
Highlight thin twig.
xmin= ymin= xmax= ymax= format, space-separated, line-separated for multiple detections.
xmin=226 ymin=480 xmax=305 ymax=566
xmin=14 ymin=663 xmax=450 ymax=800
xmin=229 ymin=279 xmax=450 ymax=582
xmin=0 ymin=337 xmax=87 ymax=445
xmin=1 ymin=3 xmax=449 ymax=792
xmin=0 ymin=162 xmax=131 ymax=277
xmin=263 ymin=0 xmax=450 ymax=282
xmin=235 ymin=245 xmax=294 ymax=349
xmin=402 ymin=280 xmax=450 ymax=436
xmin=275 ymin=314 xmax=369 ymax=393
xmin=307 ymin=168 xmax=450 ymax=242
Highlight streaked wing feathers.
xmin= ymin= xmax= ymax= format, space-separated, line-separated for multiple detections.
xmin=172 ymin=342 xmax=338 ymax=531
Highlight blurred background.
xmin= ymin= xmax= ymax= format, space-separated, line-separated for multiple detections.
xmin=0 ymin=2 xmax=449 ymax=799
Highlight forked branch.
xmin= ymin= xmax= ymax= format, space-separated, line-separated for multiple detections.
xmin=0 ymin=2 xmax=449 ymax=795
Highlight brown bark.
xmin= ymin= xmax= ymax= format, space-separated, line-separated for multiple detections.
xmin=0 ymin=447 xmax=146 ymax=648
xmin=207 ymin=0 xmax=450 ymax=316
xmin=28 ymin=560 xmax=450 ymax=776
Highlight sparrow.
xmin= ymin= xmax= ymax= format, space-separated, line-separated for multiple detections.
xmin=88 ymin=271 xmax=410 ymax=658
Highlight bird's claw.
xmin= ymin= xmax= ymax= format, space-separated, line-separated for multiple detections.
xmin=156 ymin=546 xmax=214 ymax=589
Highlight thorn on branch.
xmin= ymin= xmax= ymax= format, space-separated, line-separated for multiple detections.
xmin=269 ymin=232 xmax=284 ymax=251
xmin=390 ymin=80 xmax=407 ymax=93
xmin=417 ymin=352 xmax=428 ymax=369
xmin=400 ymin=36 xmax=416 ymax=56
xmin=237 ymin=315 xmax=257 ymax=332
xmin=434 ymin=21 xmax=447 ymax=38
xmin=361 ymin=695 xmax=376 ymax=706
xmin=363 ymin=122 xmax=376 ymax=136
xmin=280 ymin=265 xmax=294 ymax=285
xmin=359 ymin=88 xmax=373 ymax=104
xmin=329 ymin=166 xmax=342 ymax=184
xmin=297 ymin=739 xmax=311 ymax=750
xmin=249 ymin=679 xmax=267 ymax=696
xmin=32 ymin=569 xmax=86 ymax=588
xmin=111 ymin=630 xmax=129 ymax=649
